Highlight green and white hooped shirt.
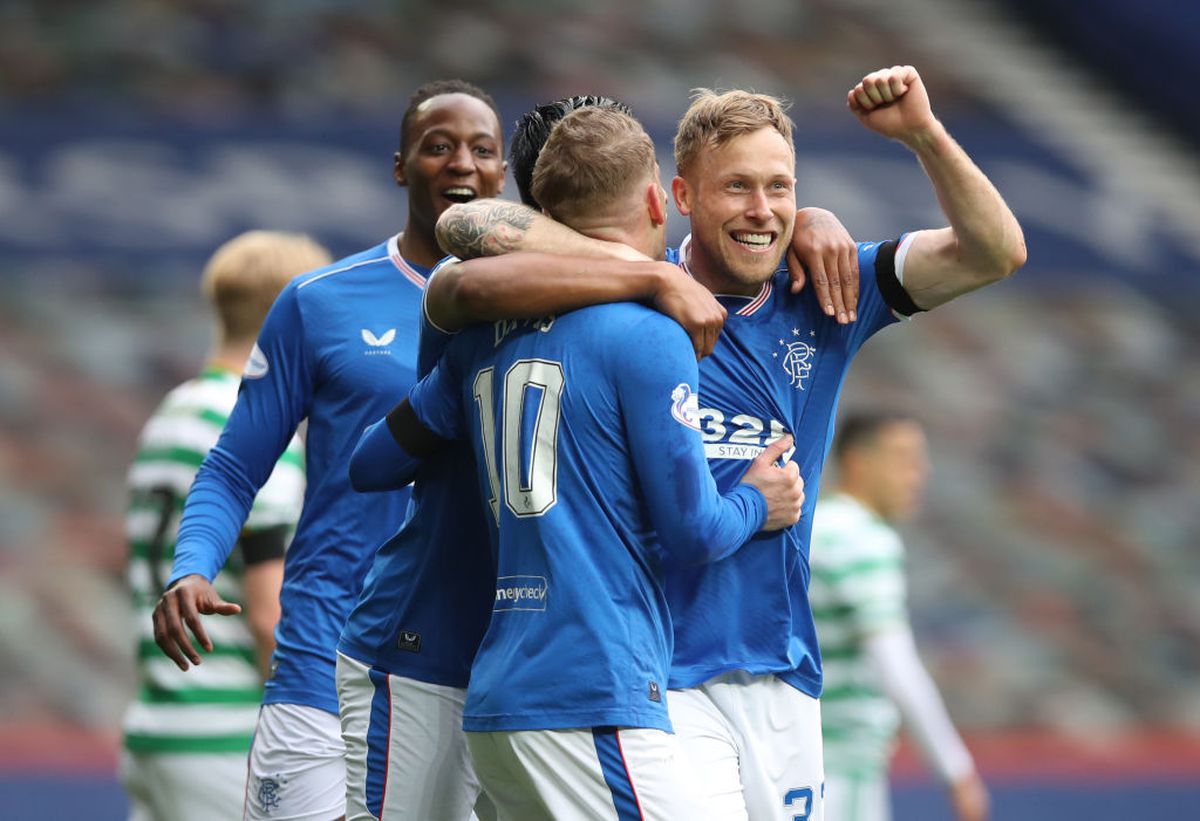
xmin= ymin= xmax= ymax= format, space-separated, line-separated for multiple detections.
xmin=809 ymin=493 xmax=907 ymax=776
xmin=123 ymin=365 xmax=304 ymax=754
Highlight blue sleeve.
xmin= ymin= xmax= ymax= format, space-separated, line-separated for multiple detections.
xmin=616 ymin=316 xmax=767 ymax=564
xmin=407 ymin=345 xmax=466 ymax=441
xmin=416 ymin=257 xmax=460 ymax=376
xmin=348 ymin=417 xmax=425 ymax=492
xmin=845 ymin=239 xmax=906 ymax=351
xmin=170 ymin=285 xmax=315 ymax=584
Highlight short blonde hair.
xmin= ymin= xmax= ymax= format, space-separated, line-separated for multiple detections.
xmin=201 ymin=230 xmax=331 ymax=345
xmin=531 ymin=107 xmax=657 ymax=224
xmin=673 ymin=89 xmax=795 ymax=176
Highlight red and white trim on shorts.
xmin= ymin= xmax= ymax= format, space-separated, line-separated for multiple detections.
xmin=592 ymin=727 xmax=646 ymax=820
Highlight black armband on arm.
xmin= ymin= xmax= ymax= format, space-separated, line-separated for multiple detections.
xmin=875 ymin=238 xmax=925 ymax=317
xmin=239 ymin=524 xmax=290 ymax=565
xmin=385 ymin=399 xmax=447 ymax=459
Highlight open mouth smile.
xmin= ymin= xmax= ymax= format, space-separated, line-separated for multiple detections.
xmin=442 ymin=187 xmax=477 ymax=204
xmin=730 ymin=230 xmax=777 ymax=252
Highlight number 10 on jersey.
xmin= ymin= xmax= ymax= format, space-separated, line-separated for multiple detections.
xmin=472 ymin=359 xmax=565 ymax=523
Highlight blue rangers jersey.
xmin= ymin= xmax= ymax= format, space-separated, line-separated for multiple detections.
xmin=664 ymin=235 xmax=910 ymax=697
xmin=408 ymin=303 xmax=768 ymax=732
xmin=338 ymin=262 xmax=495 ymax=687
xmin=171 ymin=235 xmax=427 ymax=714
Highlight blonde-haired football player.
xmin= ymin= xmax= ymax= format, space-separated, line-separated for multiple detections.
xmin=122 ymin=230 xmax=329 ymax=821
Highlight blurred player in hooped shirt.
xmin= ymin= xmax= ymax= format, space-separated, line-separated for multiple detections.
xmin=122 ymin=230 xmax=329 ymax=821
xmin=811 ymin=411 xmax=989 ymax=821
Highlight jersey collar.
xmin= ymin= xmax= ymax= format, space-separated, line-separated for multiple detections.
xmin=387 ymin=234 xmax=429 ymax=289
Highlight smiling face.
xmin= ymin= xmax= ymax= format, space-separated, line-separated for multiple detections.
xmin=673 ymin=126 xmax=797 ymax=295
xmin=395 ymin=92 xmax=506 ymax=234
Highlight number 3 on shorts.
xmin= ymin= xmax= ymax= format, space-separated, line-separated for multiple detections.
xmin=784 ymin=786 xmax=814 ymax=821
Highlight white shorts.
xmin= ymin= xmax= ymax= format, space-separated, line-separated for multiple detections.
xmin=823 ymin=771 xmax=888 ymax=821
xmin=122 ymin=748 xmax=247 ymax=821
xmin=467 ymin=726 xmax=706 ymax=821
xmin=245 ymin=702 xmax=347 ymax=821
xmin=670 ymin=671 xmax=825 ymax=821
xmin=336 ymin=651 xmax=487 ymax=821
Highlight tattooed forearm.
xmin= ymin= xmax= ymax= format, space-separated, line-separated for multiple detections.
xmin=436 ymin=201 xmax=536 ymax=259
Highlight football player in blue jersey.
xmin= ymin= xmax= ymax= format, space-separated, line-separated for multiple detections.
xmin=150 ymin=79 xmax=507 ymax=821
xmin=352 ymin=105 xmax=808 ymax=820
xmin=335 ymin=94 xmax=738 ymax=821
xmin=430 ymin=65 xmax=1025 ymax=820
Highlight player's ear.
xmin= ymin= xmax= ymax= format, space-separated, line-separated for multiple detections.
xmin=393 ymin=152 xmax=408 ymax=187
xmin=672 ymin=176 xmax=692 ymax=216
xmin=646 ymin=182 xmax=667 ymax=227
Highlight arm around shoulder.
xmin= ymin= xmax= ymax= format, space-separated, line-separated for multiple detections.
xmin=435 ymin=198 xmax=649 ymax=261
xmin=429 ymin=255 xmax=725 ymax=357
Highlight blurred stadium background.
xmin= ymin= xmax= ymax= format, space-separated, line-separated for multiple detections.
xmin=2 ymin=0 xmax=1198 ymax=817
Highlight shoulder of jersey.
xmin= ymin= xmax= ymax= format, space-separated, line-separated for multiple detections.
xmin=601 ymin=300 xmax=661 ymax=318
xmin=767 ymin=266 xmax=832 ymax=319
xmin=588 ymin=301 xmax=676 ymax=336
xmin=774 ymin=262 xmax=793 ymax=283
xmin=292 ymin=240 xmax=393 ymax=294
xmin=161 ymin=372 xmax=237 ymax=413
xmin=814 ymin=495 xmax=872 ymax=527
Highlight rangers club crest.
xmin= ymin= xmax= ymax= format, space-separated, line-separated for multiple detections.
xmin=775 ymin=331 xmax=815 ymax=390
xmin=256 ymin=776 xmax=284 ymax=814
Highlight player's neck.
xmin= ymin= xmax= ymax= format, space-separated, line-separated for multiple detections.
xmin=836 ymin=484 xmax=882 ymax=518
xmin=562 ymin=210 xmax=653 ymax=258
xmin=580 ymin=224 xmax=652 ymax=259
xmin=396 ymin=226 xmax=443 ymax=269
xmin=209 ymin=343 xmax=252 ymax=374
xmin=683 ymin=241 xmax=761 ymax=298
